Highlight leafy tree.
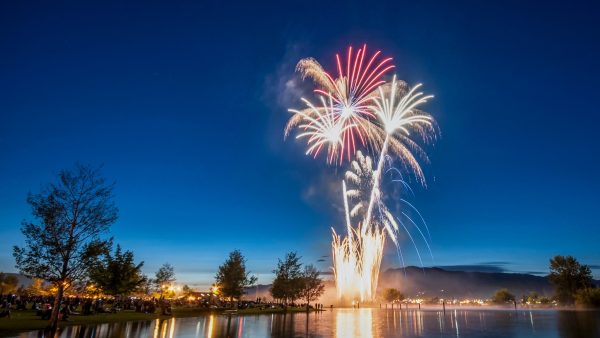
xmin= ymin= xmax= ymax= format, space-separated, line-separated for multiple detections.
xmin=575 ymin=287 xmax=600 ymax=308
xmin=0 ymin=273 xmax=19 ymax=295
xmin=16 ymin=284 xmax=27 ymax=296
xmin=135 ymin=275 xmax=153 ymax=297
xmin=384 ymin=288 xmax=404 ymax=304
xmin=521 ymin=291 xmax=539 ymax=304
xmin=24 ymin=278 xmax=49 ymax=296
xmin=89 ymin=244 xmax=146 ymax=297
xmin=13 ymin=164 xmax=116 ymax=329
xmin=182 ymin=284 xmax=194 ymax=297
xmin=549 ymin=255 xmax=593 ymax=304
xmin=154 ymin=263 xmax=176 ymax=299
xmin=215 ymin=250 xmax=257 ymax=302
xmin=299 ymin=264 xmax=325 ymax=310
xmin=491 ymin=288 xmax=515 ymax=304
xmin=270 ymin=252 xmax=303 ymax=304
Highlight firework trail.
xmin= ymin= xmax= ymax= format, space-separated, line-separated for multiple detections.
xmin=363 ymin=75 xmax=434 ymax=234
xmin=285 ymin=45 xmax=436 ymax=303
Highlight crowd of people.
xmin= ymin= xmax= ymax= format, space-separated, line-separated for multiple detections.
xmin=0 ymin=293 xmax=326 ymax=323
xmin=0 ymin=294 xmax=179 ymax=321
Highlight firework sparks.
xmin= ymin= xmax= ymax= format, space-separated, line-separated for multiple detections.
xmin=285 ymin=45 xmax=437 ymax=303
xmin=293 ymin=44 xmax=395 ymax=162
xmin=362 ymin=77 xmax=434 ymax=237
xmin=289 ymin=95 xmax=356 ymax=163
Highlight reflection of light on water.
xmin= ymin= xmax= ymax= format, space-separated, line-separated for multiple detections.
xmin=437 ymin=311 xmax=445 ymax=333
xmin=20 ymin=308 xmax=591 ymax=338
xmin=336 ymin=309 xmax=373 ymax=338
xmin=153 ymin=319 xmax=160 ymax=338
xmin=392 ymin=309 xmax=423 ymax=336
xmin=454 ymin=309 xmax=460 ymax=336
xmin=529 ymin=311 xmax=535 ymax=331
xmin=207 ymin=315 xmax=214 ymax=338
xmin=415 ymin=310 xmax=424 ymax=335
xmin=479 ymin=311 xmax=486 ymax=330
xmin=238 ymin=316 xmax=244 ymax=337
xmin=387 ymin=309 xmax=416 ymax=335
xmin=160 ymin=319 xmax=168 ymax=337
xmin=169 ymin=317 xmax=175 ymax=338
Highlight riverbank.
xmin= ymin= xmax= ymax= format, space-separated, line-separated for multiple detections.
xmin=0 ymin=307 xmax=318 ymax=337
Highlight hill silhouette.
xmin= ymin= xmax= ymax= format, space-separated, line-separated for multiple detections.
xmin=380 ymin=266 xmax=558 ymax=299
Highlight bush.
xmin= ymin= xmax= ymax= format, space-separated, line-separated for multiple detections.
xmin=575 ymin=288 xmax=600 ymax=308
xmin=491 ymin=288 xmax=515 ymax=304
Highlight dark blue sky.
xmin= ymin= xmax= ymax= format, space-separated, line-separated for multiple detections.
xmin=1 ymin=1 xmax=599 ymax=288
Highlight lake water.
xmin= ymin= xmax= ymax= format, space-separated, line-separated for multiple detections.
xmin=13 ymin=308 xmax=600 ymax=338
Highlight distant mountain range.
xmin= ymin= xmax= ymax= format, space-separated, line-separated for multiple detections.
xmin=248 ymin=266 xmax=600 ymax=300
xmin=379 ymin=266 xmax=600 ymax=299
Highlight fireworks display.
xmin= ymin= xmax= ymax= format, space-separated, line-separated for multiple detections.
xmin=285 ymin=45 xmax=436 ymax=303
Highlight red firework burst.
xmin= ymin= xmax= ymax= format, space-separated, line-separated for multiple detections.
xmin=316 ymin=44 xmax=395 ymax=162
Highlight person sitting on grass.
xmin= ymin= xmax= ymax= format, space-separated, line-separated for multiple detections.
xmin=82 ymin=300 xmax=93 ymax=315
xmin=38 ymin=303 xmax=52 ymax=320
xmin=161 ymin=301 xmax=172 ymax=316
xmin=60 ymin=304 xmax=71 ymax=321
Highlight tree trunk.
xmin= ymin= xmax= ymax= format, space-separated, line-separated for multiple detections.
xmin=48 ymin=283 xmax=64 ymax=330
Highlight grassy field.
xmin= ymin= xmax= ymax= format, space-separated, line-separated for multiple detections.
xmin=0 ymin=306 xmax=318 ymax=337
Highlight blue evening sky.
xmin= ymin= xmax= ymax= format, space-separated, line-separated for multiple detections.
xmin=1 ymin=1 xmax=599 ymax=288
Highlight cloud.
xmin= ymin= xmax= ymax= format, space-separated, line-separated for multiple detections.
xmin=434 ymin=264 xmax=507 ymax=273
xmin=262 ymin=42 xmax=314 ymax=112
xmin=261 ymin=42 xmax=347 ymax=219
xmin=300 ymin=169 xmax=345 ymax=214
xmin=478 ymin=261 xmax=511 ymax=266
xmin=430 ymin=262 xmax=552 ymax=276
xmin=521 ymin=271 xmax=547 ymax=276
xmin=432 ymin=261 xmax=514 ymax=273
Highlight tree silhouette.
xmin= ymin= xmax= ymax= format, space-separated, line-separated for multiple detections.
xmin=549 ymin=255 xmax=592 ymax=304
xmin=215 ymin=250 xmax=256 ymax=302
xmin=89 ymin=244 xmax=146 ymax=298
xmin=271 ymin=252 xmax=303 ymax=304
xmin=299 ymin=264 xmax=325 ymax=310
xmin=154 ymin=263 xmax=176 ymax=299
xmin=13 ymin=164 xmax=116 ymax=330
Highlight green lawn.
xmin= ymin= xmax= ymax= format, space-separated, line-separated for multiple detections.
xmin=0 ymin=306 xmax=319 ymax=337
